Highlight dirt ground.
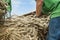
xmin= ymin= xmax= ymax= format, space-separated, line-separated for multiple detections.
xmin=0 ymin=12 xmax=50 ymax=40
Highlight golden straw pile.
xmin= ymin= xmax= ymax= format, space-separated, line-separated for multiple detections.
xmin=0 ymin=12 xmax=50 ymax=40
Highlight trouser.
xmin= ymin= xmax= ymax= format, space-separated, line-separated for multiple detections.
xmin=5 ymin=11 xmax=11 ymax=18
xmin=46 ymin=17 xmax=60 ymax=40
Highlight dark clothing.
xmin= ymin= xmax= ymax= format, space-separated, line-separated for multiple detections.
xmin=46 ymin=17 xmax=60 ymax=40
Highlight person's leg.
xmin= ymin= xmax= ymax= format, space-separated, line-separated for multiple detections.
xmin=9 ymin=11 xmax=11 ymax=18
xmin=46 ymin=17 xmax=60 ymax=40
xmin=5 ymin=11 xmax=11 ymax=18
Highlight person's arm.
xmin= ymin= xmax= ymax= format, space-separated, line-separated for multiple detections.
xmin=36 ymin=0 xmax=43 ymax=17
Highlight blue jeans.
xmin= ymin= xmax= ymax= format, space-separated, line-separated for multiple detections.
xmin=5 ymin=11 xmax=11 ymax=18
xmin=46 ymin=17 xmax=60 ymax=40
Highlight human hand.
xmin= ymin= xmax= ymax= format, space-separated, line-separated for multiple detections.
xmin=36 ymin=0 xmax=43 ymax=17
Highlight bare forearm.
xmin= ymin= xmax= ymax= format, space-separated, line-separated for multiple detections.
xmin=36 ymin=0 xmax=43 ymax=16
